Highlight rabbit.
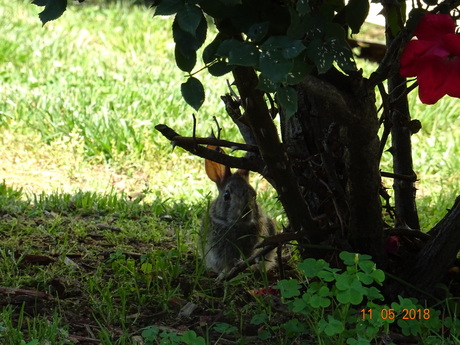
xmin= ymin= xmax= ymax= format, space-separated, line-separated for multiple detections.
xmin=201 ymin=153 xmax=276 ymax=276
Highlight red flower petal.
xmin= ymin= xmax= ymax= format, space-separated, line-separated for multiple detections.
xmin=416 ymin=56 xmax=449 ymax=104
xmin=400 ymin=13 xmax=460 ymax=104
xmin=444 ymin=58 xmax=460 ymax=98
xmin=415 ymin=14 xmax=456 ymax=41
xmin=384 ymin=236 xmax=400 ymax=255
xmin=442 ymin=33 xmax=460 ymax=56
xmin=400 ymin=40 xmax=437 ymax=77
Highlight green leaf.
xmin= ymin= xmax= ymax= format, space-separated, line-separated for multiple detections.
xmin=345 ymin=0 xmax=369 ymax=34
xmin=335 ymin=273 xmax=354 ymax=290
xmin=181 ymin=330 xmax=205 ymax=345
xmin=397 ymin=318 xmax=422 ymax=337
xmin=274 ymin=279 xmax=301 ymax=298
xmin=181 ymin=77 xmax=204 ymax=111
xmin=306 ymin=23 xmax=356 ymax=74
xmin=217 ymin=39 xmax=259 ymax=67
xmin=358 ymin=260 xmax=375 ymax=274
xmin=141 ymin=326 xmax=160 ymax=340
xmin=276 ymin=86 xmax=297 ymax=119
xmin=319 ymin=316 xmax=345 ymax=336
xmin=229 ymin=44 xmax=259 ymax=66
xmin=202 ymin=34 xmax=223 ymax=64
xmin=347 ymin=336 xmax=372 ymax=345
xmin=213 ymin=322 xmax=237 ymax=335
xmin=306 ymin=290 xmax=331 ymax=308
xmin=288 ymin=8 xmax=311 ymax=39
xmin=335 ymin=278 xmax=365 ymax=304
xmin=174 ymin=45 xmax=196 ymax=72
xmin=325 ymin=23 xmax=357 ymax=72
xmin=247 ymin=22 xmax=270 ymax=42
xmin=32 ymin=0 xmax=67 ymax=25
xmin=370 ymin=269 xmax=385 ymax=284
xmin=259 ymin=50 xmax=292 ymax=83
xmin=250 ymin=313 xmax=268 ymax=325
xmin=317 ymin=268 xmax=338 ymax=282
xmin=283 ymin=318 xmax=308 ymax=336
xmin=357 ymin=271 xmax=373 ymax=285
xmin=296 ymin=0 xmax=310 ymax=15
xmin=298 ymin=258 xmax=330 ymax=278
xmin=208 ymin=61 xmax=233 ymax=76
xmin=365 ymin=286 xmax=384 ymax=301
xmin=339 ymin=251 xmax=357 ymax=266
xmin=154 ymin=0 xmax=184 ymax=16
xmin=176 ymin=4 xmax=203 ymax=36
xmin=32 ymin=0 xmax=47 ymax=6
xmin=306 ymin=38 xmax=334 ymax=74
xmin=386 ymin=5 xmax=402 ymax=36
xmin=173 ymin=15 xmax=207 ymax=56
xmin=287 ymin=52 xmax=312 ymax=84
xmin=291 ymin=297 xmax=310 ymax=314
xmin=406 ymin=8 xmax=427 ymax=33
xmin=257 ymin=329 xmax=271 ymax=340
xmin=257 ymin=74 xmax=279 ymax=93
xmin=261 ymin=36 xmax=306 ymax=59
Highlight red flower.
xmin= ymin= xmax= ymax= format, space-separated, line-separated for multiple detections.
xmin=252 ymin=285 xmax=279 ymax=296
xmin=384 ymin=235 xmax=400 ymax=255
xmin=400 ymin=13 xmax=460 ymax=104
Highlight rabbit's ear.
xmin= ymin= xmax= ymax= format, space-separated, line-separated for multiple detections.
xmin=236 ymin=169 xmax=250 ymax=182
xmin=205 ymin=146 xmax=231 ymax=186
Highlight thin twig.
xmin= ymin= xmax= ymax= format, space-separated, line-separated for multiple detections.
xmin=192 ymin=113 xmax=198 ymax=151
xmin=221 ymin=244 xmax=277 ymax=281
xmin=385 ymin=228 xmax=430 ymax=240
xmin=381 ymin=170 xmax=417 ymax=182
xmin=213 ymin=116 xmax=222 ymax=140
xmin=378 ymin=83 xmax=392 ymax=160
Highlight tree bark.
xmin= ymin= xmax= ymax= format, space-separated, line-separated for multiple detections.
xmin=231 ymin=66 xmax=320 ymax=237
xmin=384 ymin=2 xmax=420 ymax=230
xmin=407 ymin=197 xmax=460 ymax=297
xmin=281 ymin=70 xmax=385 ymax=264
xmin=388 ymin=75 xmax=420 ymax=229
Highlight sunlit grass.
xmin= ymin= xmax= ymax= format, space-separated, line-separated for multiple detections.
xmin=1 ymin=0 xmax=460 ymax=228
xmin=1 ymin=0 xmax=235 ymax=161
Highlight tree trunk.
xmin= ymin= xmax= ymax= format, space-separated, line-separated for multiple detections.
xmin=388 ymin=74 xmax=420 ymax=230
xmin=280 ymin=69 xmax=385 ymax=264
xmin=406 ymin=197 xmax=460 ymax=298
xmin=231 ymin=66 xmax=320 ymax=237
xmin=384 ymin=1 xmax=420 ymax=230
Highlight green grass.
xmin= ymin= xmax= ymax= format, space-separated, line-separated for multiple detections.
xmin=1 ymin=0 xmax=460 ymax=223
xmin=1 ymin=0 xmax=460 ymax=343
xmin=1 ymin=0 xmax=238 ymax=160
xmin=0 ymin=181 xmax=287 ymax=345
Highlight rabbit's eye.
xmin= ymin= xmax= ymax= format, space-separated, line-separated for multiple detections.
xmin=223 ymin=190 xmax=231 ymax=201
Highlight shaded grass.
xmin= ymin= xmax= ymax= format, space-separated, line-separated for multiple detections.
xmin=0 ymin=182 xmax=288 ymax=345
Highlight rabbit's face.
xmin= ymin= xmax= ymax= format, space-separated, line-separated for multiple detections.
xmin=215 ymin=173 xmax=258 ymax=223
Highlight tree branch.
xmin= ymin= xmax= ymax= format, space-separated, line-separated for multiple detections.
xmin=220 ymin=244 xmax=278 ymax=281
xmin=384 ymin=4 xmax=420 ymax=229
xmin=232 ymin=66 xmax=320 ymax=236
xmin=155 ymin=124 xmax=264 ymax=173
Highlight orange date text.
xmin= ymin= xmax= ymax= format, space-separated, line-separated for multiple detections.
xmin=360 ymin=308 xmax=431 ymax=320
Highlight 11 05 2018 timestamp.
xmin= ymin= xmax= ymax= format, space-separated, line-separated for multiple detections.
xmin=361 ymin=308 xmax=431 ymax=320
